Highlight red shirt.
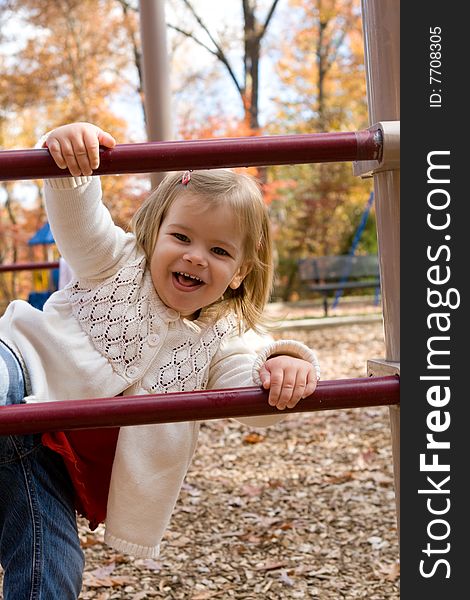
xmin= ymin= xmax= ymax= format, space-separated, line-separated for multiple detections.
xmin=42 ymin=428 xmax=120 ymax=529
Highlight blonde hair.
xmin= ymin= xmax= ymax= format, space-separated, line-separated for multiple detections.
xmin=131 ymin=169 xmax=274 ymax=331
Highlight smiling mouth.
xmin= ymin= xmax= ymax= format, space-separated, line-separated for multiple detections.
xmin=173 ymin=272 xmax=205 ymax=288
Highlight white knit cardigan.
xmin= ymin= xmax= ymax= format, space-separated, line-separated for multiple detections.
xmin=0 ymin=176 xmax=319 ymax=558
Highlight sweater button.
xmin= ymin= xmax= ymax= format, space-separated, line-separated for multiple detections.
xmin=165 ymin=309 xmax=179 ymax=320
xmin=148 ymin=334 xmax=160 ymax=346
xmin=126 ymin=366 xmax=139 ymax=378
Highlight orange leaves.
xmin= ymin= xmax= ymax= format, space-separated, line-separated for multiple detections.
xmin=262 ymin=178 xmax=297 ymax=205
xmin=3 ymin=0 xmax=130 ymax=122
xmin=243 ymin=431 xmax=265 ymax=444
xmin=272 ymin=0 xmax=367 ymax=134
xmin=178 ymin=114 xmax=258 ymax=141
xmin=82 ymin=562 xmax=134 ymax=588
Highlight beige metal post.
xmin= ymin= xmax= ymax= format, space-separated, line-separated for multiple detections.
xmin=139 ymin=0 xmax=174 ymax=188
xmin=360 ymin=0 xmax=400 ymax=533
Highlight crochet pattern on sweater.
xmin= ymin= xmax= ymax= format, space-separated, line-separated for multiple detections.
xmin=66 ymin=256 xmax=238 ymax=393
xmin=152 ymin=316 xmax=237 ymax=393
xmin=67 ymin=258 xmax=157 ymax=372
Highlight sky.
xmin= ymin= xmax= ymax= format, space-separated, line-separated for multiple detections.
xmin=115 ymin=0 xmax=287 ymax=138
xmin=0 ymin=0 xmax=291 ymax=206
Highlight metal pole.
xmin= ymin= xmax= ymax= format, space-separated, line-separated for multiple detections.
xmin=138 ymin=0 xmax=174 ymax=188
xmin=0 ymin=261 xmax=60 ymax=273
xmin=0 ymin=376 xmax=399 ymax=435
xmin=332 ymin=191 xmax=375 ymax=308
xmin=361 ymin=0 xmax=400 ymax=530
xmin=0 ymin=129 xmax=382 ymax=182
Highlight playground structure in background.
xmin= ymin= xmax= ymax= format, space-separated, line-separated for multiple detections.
xmin=0 ymin=0 xmax=400 ymax=566
xmin=27 ymin=222 xmax=59 ymax=309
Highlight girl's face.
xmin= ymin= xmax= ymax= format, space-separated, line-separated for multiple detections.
xmin=150 ymin=194 xmax=250 ymax=318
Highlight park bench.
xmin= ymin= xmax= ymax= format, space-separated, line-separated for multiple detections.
xmin=297 ymin=254 xmax=380 ymax=317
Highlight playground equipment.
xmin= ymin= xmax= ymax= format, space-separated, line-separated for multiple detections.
xmin=0 ymin=0 xmax=400 ymax=554
xmin=331 ymin=191 xmax=381 ymax=309
xmin=0 ymin=260 xmax=60 ymax=273
xmin=298 ymin=252 xmax=380 ymax=316
xmin=0 ymin=376 xmax=398 ymax=436
xmin=27 ymin=222 xmax=59 ymax=309
xmin=358 ymin=0 xmax=400 ymax=531
xmin=0 ymin=124 xmax=401 ymax=480
xmin=0 ymin=129 xmax=382 ymax=182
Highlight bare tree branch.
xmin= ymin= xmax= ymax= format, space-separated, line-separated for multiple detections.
xmin=259 ymin=0 xmax=281 ymax=39
xmin=167 ymin=6 xmax=243 ymax=97
xmin=167 ymin=23 xmax=242 ymax=95
xmin=181 ymin=0 xmax=225 ymax=56
xmin=169 ymin=0 xmax=280 ymax=138
xmin=117 ymin=0 xmax=144 ymax=103
xmin=325 ymin=27 xmax=348 ymax=72
xmin=114 ymin=0 xmax=137 ymax=11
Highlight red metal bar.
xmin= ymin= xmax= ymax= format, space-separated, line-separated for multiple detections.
xmin=0 ymin=376 xmax=399 ymax=435
xmin=0 ymin=130 xmax=382 ymax=182
xmin=0 ymin=261 xmax=60 ymax=273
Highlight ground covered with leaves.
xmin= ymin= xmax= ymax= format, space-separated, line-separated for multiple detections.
xmin=1 ymin=316 xmax=400 ymax=599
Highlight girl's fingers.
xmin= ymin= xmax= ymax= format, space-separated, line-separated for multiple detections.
xmin=47 ymin=135 xmax=87 ymax=176
xmin=302 ymin=370 xmax=318 ymax=399
xmin=268 ymin=367 xmax=299 ymax=409
xmin=82 ymin=129 xmax=101 ymax=172
xmin=46 ymin=138 xmax=67 ymax=169
xmin=261 ymin=359 xmax=317 ymax=410
xmin=273 ymin=367 xmax=315 ymax=410
xmin=83 ymin=128 xmax=116 ymax=170
xmin=46 ymin=124 xmax=116 ymax=176
xmin=58 ymin=139 xmax=84 ymax=176
xmin=267 ymin=369 xmax=284 ymax=406
xmin=72 ymin=140 xmax=94 ymax=176
xmin=97 ymin=129 xmax=117 ymax=149
xmin=283 ymin=371 xmax=308 ymax=409
xmin=257 ymin=365 xmax=271 ymax=389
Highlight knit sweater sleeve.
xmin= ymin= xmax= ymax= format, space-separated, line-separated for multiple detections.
xmin=207 ymin=329 xmax=320 ymax=428
xmin=44 ymin=176 xmax=135 ymax=280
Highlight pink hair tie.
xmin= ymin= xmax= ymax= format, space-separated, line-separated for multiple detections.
xmin=181 ymin=170 xmax=192 ymax=185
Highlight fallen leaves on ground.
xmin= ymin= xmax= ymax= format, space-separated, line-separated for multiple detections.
xmin=1 ymin=316 xmax=400 ymax=599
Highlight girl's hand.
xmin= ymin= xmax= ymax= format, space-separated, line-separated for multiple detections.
xmin=258 ymin=356 xmax=318 ymax=410
xmin=44 ymin=122 xmax=116 ymax=177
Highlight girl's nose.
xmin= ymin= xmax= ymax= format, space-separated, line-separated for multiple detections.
xmin=183 ymin=250 xmax=208 ymax=267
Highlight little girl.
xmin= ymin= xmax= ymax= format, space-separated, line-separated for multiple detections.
xmin=0 ymin=123 xmax=320 ymax=599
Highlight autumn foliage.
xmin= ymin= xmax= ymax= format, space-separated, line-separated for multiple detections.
xmin=1 ymin=0 xmax=374 ymax=306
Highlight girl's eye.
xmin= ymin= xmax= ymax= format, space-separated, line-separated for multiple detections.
xmin=173 ymin=233 xmax=189 ymax=242
xmin=212 ymin=247 xmax=229 ymax=256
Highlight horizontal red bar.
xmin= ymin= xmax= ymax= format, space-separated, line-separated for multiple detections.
xmin=0 ymin=130 xmax=382 ymax=182
xmin=0 ymin=376 xmax=399 ymax=435
xmin=0 ymin=261 xmax=60 ymax=273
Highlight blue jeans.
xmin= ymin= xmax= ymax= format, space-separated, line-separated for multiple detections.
xmin=0 ymin=341 xmax=84 ymax=599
